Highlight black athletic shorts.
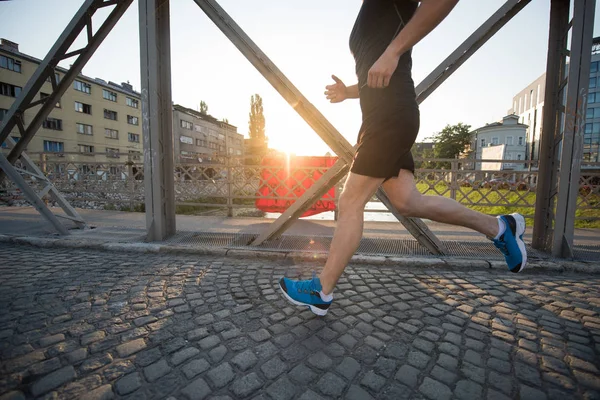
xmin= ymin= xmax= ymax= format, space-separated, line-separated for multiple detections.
xmin=349 ymin=0 xmax=420 ymax=180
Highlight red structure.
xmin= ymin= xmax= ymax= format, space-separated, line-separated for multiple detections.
xmin=256 ymin=155 xmax=337 ymax=216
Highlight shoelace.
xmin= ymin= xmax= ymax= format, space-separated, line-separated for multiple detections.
xmin=296 ymin=274 xmax=318 ymax=294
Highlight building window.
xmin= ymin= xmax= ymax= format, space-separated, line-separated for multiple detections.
xmin=480 ymin=138 xmax=485 ymax=147
xmin=180 ymin=135 xmax=193 ymax=145
xmin=590 ymin=93 xmax=596 ymax=104
xmin=46 ymin=72 xmax=61 ymax=84
xmin=591 ymin=61 xmax=599 ymax=74
xmin=73 ymin=80 xmax=91 ymax=94
xmin=587 ymin=107 xmax=595 ymax=119
xmin=79 ymin=144 xmax=94 ymax=155
xmin=43 ymin=140 xmax=64 ymax=153
xmin=180 ymin=120 xmax=193 ymax=130
xmin=0 ymin=55 xmax=21 ymax=73
xmin=1 ymin=136 xmax=20 ymax=149
xmin=585 ymin=123 xmax=593 ymax=134
xmin=236 ymin=149 xmax=242 ymax=155
xmin=76 ymin=123 xmax=93 ymax=135
xmin=127 ymin=115 xmax=139 ymax=125
xmin=196 ymin=139 xmax=207 ymax=147
xmin=102 ymin=89 xmax=117 ymax=102
xmin=105 ymin=128 xmax=119 ymax=139
xmin=74 ymin=101 xmax=92 ymax=114
xmin=106 ymin=147 xmax=120 ymax=158
xmin=0 ymin=108 xmax=7 ymax=121
xmin=128 ymin=133 xmax=140 ymax=143
xmin=518 ymin=137 xmax=524 ymax=146
xmin=128 ymin=150 xmax=141 ymax=161
xmin=506 ymin=136 xmax=513 ymax=146
xmin=126 ymin=97 xmax=138 ymax=108
xmin=492 ymin=137 xmax=499 ymax=145
xmin=43 ymin=118 xmax=62 ymax=130
xmin=104 ymin=109 xmax=118 ymax=120
xmin=590 ymin=77 xmax=597 ymax=89
xmin=517 ymin=154 xmax=522 ymax=160
xmin=40 ymin=92 xmax=61 ymax=108
xmin=0 ymin=82 xmax=22 ymax=97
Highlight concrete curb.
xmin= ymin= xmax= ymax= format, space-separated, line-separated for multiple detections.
xmin=1 ymin=234 xmax=598 ymax=274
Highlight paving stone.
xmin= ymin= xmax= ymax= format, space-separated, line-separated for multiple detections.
xmin=395 ymin=364 xmax=420 ymax=388
xmin=115 ymin=372 xmax=141 ymax=395
xmin=360 ymin=370 xmax=386 ymax=392
xmin=81 ymin=354 xmax=113 ymax=373
xmin=461 ymin=362 xmax=485 ymax=385
xmin=408 ymin=350 xmax=431 ymax=369
xmin=39 ymin=334 xmax=65 ymax=347
xmin=261 ymin=356 xmax=288 ymax=379
xmin=316 ymin=372 xmax=347 ymax=397
xmin=182 ymin=358 xmax=210 ymax=379
xmin=180 ymin=377 xmax=210 ymax=400
xmin=374 ymin=357 xmax=398 ymax=378
xmin=437 ymin=353 xmax=458 ymax=371
xmin=144 ymin=359 xmax=171 ymax=382
xmin=228 ymin=349 xmax=256 ymax=372
xmin=30 ymin=366 xmax=76 ymax=397
xmin=80 ymin=384 xmax=114 ymax=400
xmin=520 ymin=384 xmax=547 ymax=400
xmin=419 ymin=377 xmax=452 ymax=400
xmin=454 ymin=380 xmax=483 ymax=400
xmin=206 ymin=362 xmax=235 ymax=388
xmin=431 ymin=365 xmax=457 ymax=386
xmin=231 ymin=372 xmax=263 ymax=398
xmin=116 ymin=339 xmax=146 ymax=358
xmin=488 ymin=357 xmax=512 ymax=374
xmin=289 ymin=363 xmax=317 ymax=385
xmin=346 ymin=385 xmax=375 ymax=400
xmin=307 ymin=353 xmax=332 ymax=370
xmin=267 ymin=376 xmax=297 ymax=400
xmin=171 ymin=347 xmax=200 ymax=365
xmin=487 ymin=388 xmax=512 ymax=400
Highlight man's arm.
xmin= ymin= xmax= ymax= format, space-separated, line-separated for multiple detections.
xmin=387 ymin=0 xmax=459 ymax=58
xmin=345 ymin=84 xmax=359 ymax=99
xmin=367 ymin=0 xmax=459 ymax=88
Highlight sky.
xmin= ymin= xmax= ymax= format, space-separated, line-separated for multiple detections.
xmin=1 ymin=0 xmax=599 ymax=156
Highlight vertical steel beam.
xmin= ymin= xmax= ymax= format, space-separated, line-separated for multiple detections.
xmin=533 ymin=0 xmax=570 ymax=251
xmin=139 ymin=0 xmax=176 ymax=241
xmin=552 ymin=0 xmax=595 ymax=257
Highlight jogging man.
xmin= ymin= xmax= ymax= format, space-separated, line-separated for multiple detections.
xmin=279 ymin=0 xmax=527 ymax=316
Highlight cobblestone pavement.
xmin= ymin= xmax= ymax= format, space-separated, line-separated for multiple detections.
xmin=1 ymin=244 xmax=600 ymax=400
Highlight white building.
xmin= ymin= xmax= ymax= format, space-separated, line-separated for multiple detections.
xmin=471 ymin=114 xmax=528 ymax=170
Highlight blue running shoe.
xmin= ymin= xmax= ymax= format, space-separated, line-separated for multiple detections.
xmin=492 ymin=213 xmax=527 ymax=273
xmin=279 ymin=272 xmax=332 ymax=316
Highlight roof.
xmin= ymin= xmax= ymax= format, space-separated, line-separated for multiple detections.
xmin=173 ymin=104 xmax=238 ymax=130
xmin=0 ymin=45 xmax=141 ymax=98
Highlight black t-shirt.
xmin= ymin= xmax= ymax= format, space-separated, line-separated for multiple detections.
xmin=349 ymin=0 xmax=418 ymax=100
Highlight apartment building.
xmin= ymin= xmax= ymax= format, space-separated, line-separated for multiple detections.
xmin=0 ymin=39 xmax=143 ymax=164
xmin=172 ymin=104 xmax=243 ymax=164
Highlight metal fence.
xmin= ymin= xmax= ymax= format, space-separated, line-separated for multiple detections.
xmin=2 ymin=152 xmax=599 ymax=221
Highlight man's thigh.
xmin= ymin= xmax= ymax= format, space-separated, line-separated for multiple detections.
xmin=340 ymin=172 xmax=385 ymax=206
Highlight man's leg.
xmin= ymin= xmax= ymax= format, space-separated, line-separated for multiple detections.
xmin=318 ymin=173 xmax=384 ymax=294
xmin=279 ymin=172 xmax=383 ymax=315
xmin=382 ymin=170 xmax=498 ymax=237
xmin=383 ymin=169 xmax=527 ymax=273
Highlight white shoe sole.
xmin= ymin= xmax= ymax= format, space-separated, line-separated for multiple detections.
xmin=510 ymin=213 xmax=527 ymax=273
xmin=279 ymin=282 xmax=329 ymax=316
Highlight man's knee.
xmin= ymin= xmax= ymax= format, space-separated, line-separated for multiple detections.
xmin=392 ymin=193 xmax=421 ymax=216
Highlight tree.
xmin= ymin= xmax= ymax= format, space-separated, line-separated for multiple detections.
xmin=248 ymin=94 xmax=265 ymax=140
xmin=199 ymin=101 xmax=208 ymax=114
xmin=429 ymin=123 xmax=473 ymax=168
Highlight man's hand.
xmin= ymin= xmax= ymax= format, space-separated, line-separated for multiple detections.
xmin=325 ymin=75 xmax=347 ymax=103
xmin=367 ymin=49 xmax=400 ymax=88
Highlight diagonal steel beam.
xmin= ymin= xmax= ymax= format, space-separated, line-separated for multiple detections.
xmin=0 ymin=0 xmax=133 ymax=179
xmin=192 ymin=0 xmax=446 ymax=254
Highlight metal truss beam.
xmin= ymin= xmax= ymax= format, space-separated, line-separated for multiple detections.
xmin=0 ymin=0 xmax=132 ymax=234
xmin=0 ymin=0 xmax=133 ymax=170
xmin=533 ymin=0 xmax=595 ymax=257
xmin=0 ymin=151 xmax=69 ymax=235
xmin=193 ymin=0 xmax=447 ymax=254
xmin=139 ymin=0 xmax=176 ymax=241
